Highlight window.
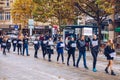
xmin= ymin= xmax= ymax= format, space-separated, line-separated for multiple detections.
xmin=6 ymin=0 xmax=10 ymax=7
xmin=0 ymin=12 xmax=3 ymax=20
xmin=5 ymin=12 xmax=10 ymax=20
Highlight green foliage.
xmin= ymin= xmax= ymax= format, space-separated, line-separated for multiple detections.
xmin=33 ymin=0 xmax=76 ymax=25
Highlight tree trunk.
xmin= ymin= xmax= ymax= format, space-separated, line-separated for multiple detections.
xmin=97 ymin=21 xmax=102 ymax=45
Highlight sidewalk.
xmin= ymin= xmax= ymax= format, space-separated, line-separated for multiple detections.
xmin=0 ymin=46 xmax=120 ymax=80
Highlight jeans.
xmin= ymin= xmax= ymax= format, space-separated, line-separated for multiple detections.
xmin=91 ymin=49 xmax=98 ymax=69
xmin=76 ymin=51 xmax=87 ymax=67
xmin=23 ymin=45 xmax=28 ymax=56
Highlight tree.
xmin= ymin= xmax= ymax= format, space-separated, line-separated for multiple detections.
xmin=11 ymin=0 xmax=34 ymax=29
xmin=74 ymin=0 xmax=115 ymax=44
xmin=33 ymin=0 xmax=76 ymax=26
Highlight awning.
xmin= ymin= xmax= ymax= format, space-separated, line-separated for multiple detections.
xmin=115 ymin=27 xmax=120 ymax=32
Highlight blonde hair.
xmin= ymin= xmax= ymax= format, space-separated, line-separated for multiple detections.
xmin=107 ymin=40 xmax=115 ymax=49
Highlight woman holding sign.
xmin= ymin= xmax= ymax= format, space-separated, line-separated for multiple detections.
xmin=76 ymin=35 xmax=88 ymax=69
xmin=90 ymin=35 xmax=99 ymax=72
xmin=104 ymin=40 xmax=116 ymax=76
xmin=46 ymin=37 xmax=54 ymax=62
xmin=34 ymin=37 xmax=40 ymax=58
xmin=67 ymin=37 xmax=76 ymax=66
xmin=56 ymin=37 xmax=65 ymax=64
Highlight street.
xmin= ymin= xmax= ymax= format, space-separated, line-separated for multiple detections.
xmin=0 ymin=46 xmax=120 ymax=80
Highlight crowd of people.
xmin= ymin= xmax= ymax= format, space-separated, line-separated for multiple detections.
xmin=0 ymin=33 xmax=117 ymax=76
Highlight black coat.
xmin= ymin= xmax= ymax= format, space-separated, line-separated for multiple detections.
xmin=77 ymin=40 xmax=86 ymax=53
xmin=104 ymin=45 xmax=115 ymax=60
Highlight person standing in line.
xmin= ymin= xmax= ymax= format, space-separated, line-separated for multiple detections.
xmin=6 ymin=36 xmax=12 ymax=53
xmin=23 ymin=35 xmax=30 ymax=56
xmin=1 ymin=36 xmax=7 ymax=55
xmin=0 ymin=35 xmax=3 ymax=50
xmin=90 ymin=35 xmax=99 ymax=72
xmin=67 ymin=37 xmax=76 ymax=66
xmin=34 ymin=37 xmax=40 ymax=58
xmin=46 ymin=37 xmax=54 ymax=62
xmin=76 ymin=35 xmax=89 ymax=69
xmin=56 ymin=37 xmax=65 ymax=64
xmin=41 ymin=37 xmax=47 ymax=59
xmin=104 ymin=40 xmax=116 ymax=76
xmin=17 ymin=37 xmax=23 ymax=55
xmin=12 ymin=37 xmax=18 ymax=53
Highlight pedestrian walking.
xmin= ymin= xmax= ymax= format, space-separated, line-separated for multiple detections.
xmin=41 ymin=37 xmax=47 ymax=59
xmin=17 ymin=37 xmax=23 ymax=55
xmin=90 ymin=35 xmax=99 ymax=72
xmin=23 ymin=35 xmax=30 ymax=56
xmin=12 ymin=37 xmax=18 ymax=53
xmin=56 ymin=37 xmax=65 ymax=64
xmin=67 ymin=37 xmax=76 ymax=66
xmin=76 ymin=35 xmax=88 ymax=69
xmin=1 ymin=36 xmax=7 ymax=55
xmin=46 ymin=37 xmax=54 ymax=62
xmin=34 ymin=37 xmax=40 ymax=58
xmin=6 ymin=37 xmax=12 ymax=53
xmin=0 ymin=35 xmax=3 ymax=50
xmin=104 ymin=40 xmax=116 ymax=76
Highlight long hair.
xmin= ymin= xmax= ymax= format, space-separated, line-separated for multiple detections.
xmin=107 ymin=40 xmax=115 ymax=49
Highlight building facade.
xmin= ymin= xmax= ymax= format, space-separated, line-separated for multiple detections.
xmin=0 ymin=0 xmax=13 ymax=29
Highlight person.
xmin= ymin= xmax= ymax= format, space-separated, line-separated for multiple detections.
xmin=17 ymin=37 xmax=23 ymax=55
xmin=76 ymin=35 xmax=88 ymax=69
xmin=56 ymin=37 xmax=65 ymax=64
xmin=46 ymin=37 xmax=54 ymax=62
xmin=23 ymin=35 xmax=29 ymax=56
xmin=85 ymin=36 xmax=90 ymax=51
xmin=6 ymin=36 xmax=12 ymax=53
xmin=104 ymin=40 xmax=116 ymax=76
xmin=1 ymin=36 xmax=7 ymax=55
xmin=33 ymin=37 xmax=40 ymax=58
xmin=0 ymin=35 xmax=3 ymax=50
xmin=67 ymin=37 xmax=76 ymax=66
xmin=90 ymin=35 xmax=99 ymax=72
xmin=12 ymin=37 xmax=18 ymax=53
xmin=41 ymin=37 xmax=47 ymax=59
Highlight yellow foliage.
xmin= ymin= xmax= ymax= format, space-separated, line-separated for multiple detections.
xmin=11 ymin=0 xmax=34 ymax=28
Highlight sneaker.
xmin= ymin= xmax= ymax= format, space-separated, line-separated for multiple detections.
xmin=93 ymin=68 xmax=97 ymax=72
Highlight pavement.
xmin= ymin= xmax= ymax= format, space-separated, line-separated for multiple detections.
xmin=0 ymin=46 xmax=120 ymax=80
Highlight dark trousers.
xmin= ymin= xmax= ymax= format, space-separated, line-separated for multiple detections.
xmin=13 ymin=44 xmax=16 ymax=52
xmin=42 ymin=47 xmax=46 ymax=58
xmin=47 ymin=49 xmax=52 ymax=61
xmin=3 ymin=47 xmax=6 ymax=55
xmin=67 ymin=50 xmax=75 ymax=66
xmin=17 ymin=46 xmax=22 ymax=55
xmin=76 ymin=51 xmax=87 ymax=67
xmin=7 ymin=45 xmax=11 ymax=52
xmin=57 ymin=53 xmax=64 ymax=63
xmin=91 ymin=49 xmax=98 ymax=69
xmin=23 ymin=45 xmax=29 ymax=56
xmin=34 ymin=49 xmax=38 ymax=58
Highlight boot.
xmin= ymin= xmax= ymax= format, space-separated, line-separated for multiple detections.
xmin=111 ymin=70 xmax=116 ymax=76
xmin=105 ymin=67 xmax=109 ymax=74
